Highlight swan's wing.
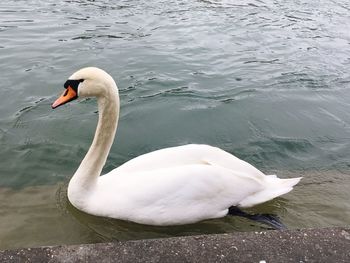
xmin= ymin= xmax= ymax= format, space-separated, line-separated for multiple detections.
xmin=114 ymin=144 xmax=265 ymax=179
xmin=94 ymin=164 xmax=263 ymax=225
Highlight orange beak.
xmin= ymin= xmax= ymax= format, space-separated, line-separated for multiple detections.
xmin=52 ymin=86 xmax=78 ymax=109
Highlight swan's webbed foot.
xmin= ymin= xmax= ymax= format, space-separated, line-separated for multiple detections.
xmin=227 ymin=206 xmax=287 ymax=230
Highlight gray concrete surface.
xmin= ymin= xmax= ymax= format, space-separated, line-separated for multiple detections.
xmin=1 ymin=227 xmax=350 ymax=262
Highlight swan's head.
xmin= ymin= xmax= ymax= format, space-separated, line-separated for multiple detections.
xmin=52 ymin=67 xmax=117 ymax=109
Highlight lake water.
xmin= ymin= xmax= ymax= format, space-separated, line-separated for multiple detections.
xmin=1 ymin=0 xmax=350 ymax=249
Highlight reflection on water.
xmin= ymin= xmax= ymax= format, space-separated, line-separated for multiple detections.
xmin=1 ymin=0 xmax=350 ymax=249
xmin=0 ymin=184 xmax=99 ymax=249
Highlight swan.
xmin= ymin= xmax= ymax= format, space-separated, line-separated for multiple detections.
xmin=52 ymin=67 xmax=301 ymax=227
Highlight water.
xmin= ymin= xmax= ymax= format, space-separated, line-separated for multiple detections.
xmin=1 ymin=0 xmax=350 ymax=249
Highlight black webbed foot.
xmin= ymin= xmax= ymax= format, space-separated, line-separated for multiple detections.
xmin=228 ymin=206 xmax=286 ymax=230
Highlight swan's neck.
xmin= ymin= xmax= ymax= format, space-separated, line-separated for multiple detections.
xmin=68 ymin=89 xmax=119 ymax=199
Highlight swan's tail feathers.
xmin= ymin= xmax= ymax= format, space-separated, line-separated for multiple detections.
xmin=238 ymin=176 xmax=302 ymax=208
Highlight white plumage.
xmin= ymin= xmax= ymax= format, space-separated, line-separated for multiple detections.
xmin=52 ymin=67 xmax=301 ymax=226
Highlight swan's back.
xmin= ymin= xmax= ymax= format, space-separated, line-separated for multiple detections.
xmin=114 ymin=144 xmax=265 ymax=179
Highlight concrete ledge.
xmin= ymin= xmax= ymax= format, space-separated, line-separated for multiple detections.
xmin=1 ymin=227 xmax=350 ymax=262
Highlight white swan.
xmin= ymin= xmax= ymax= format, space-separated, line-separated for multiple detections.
xmin=52 ymin=67 xmax=301 ymax=226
